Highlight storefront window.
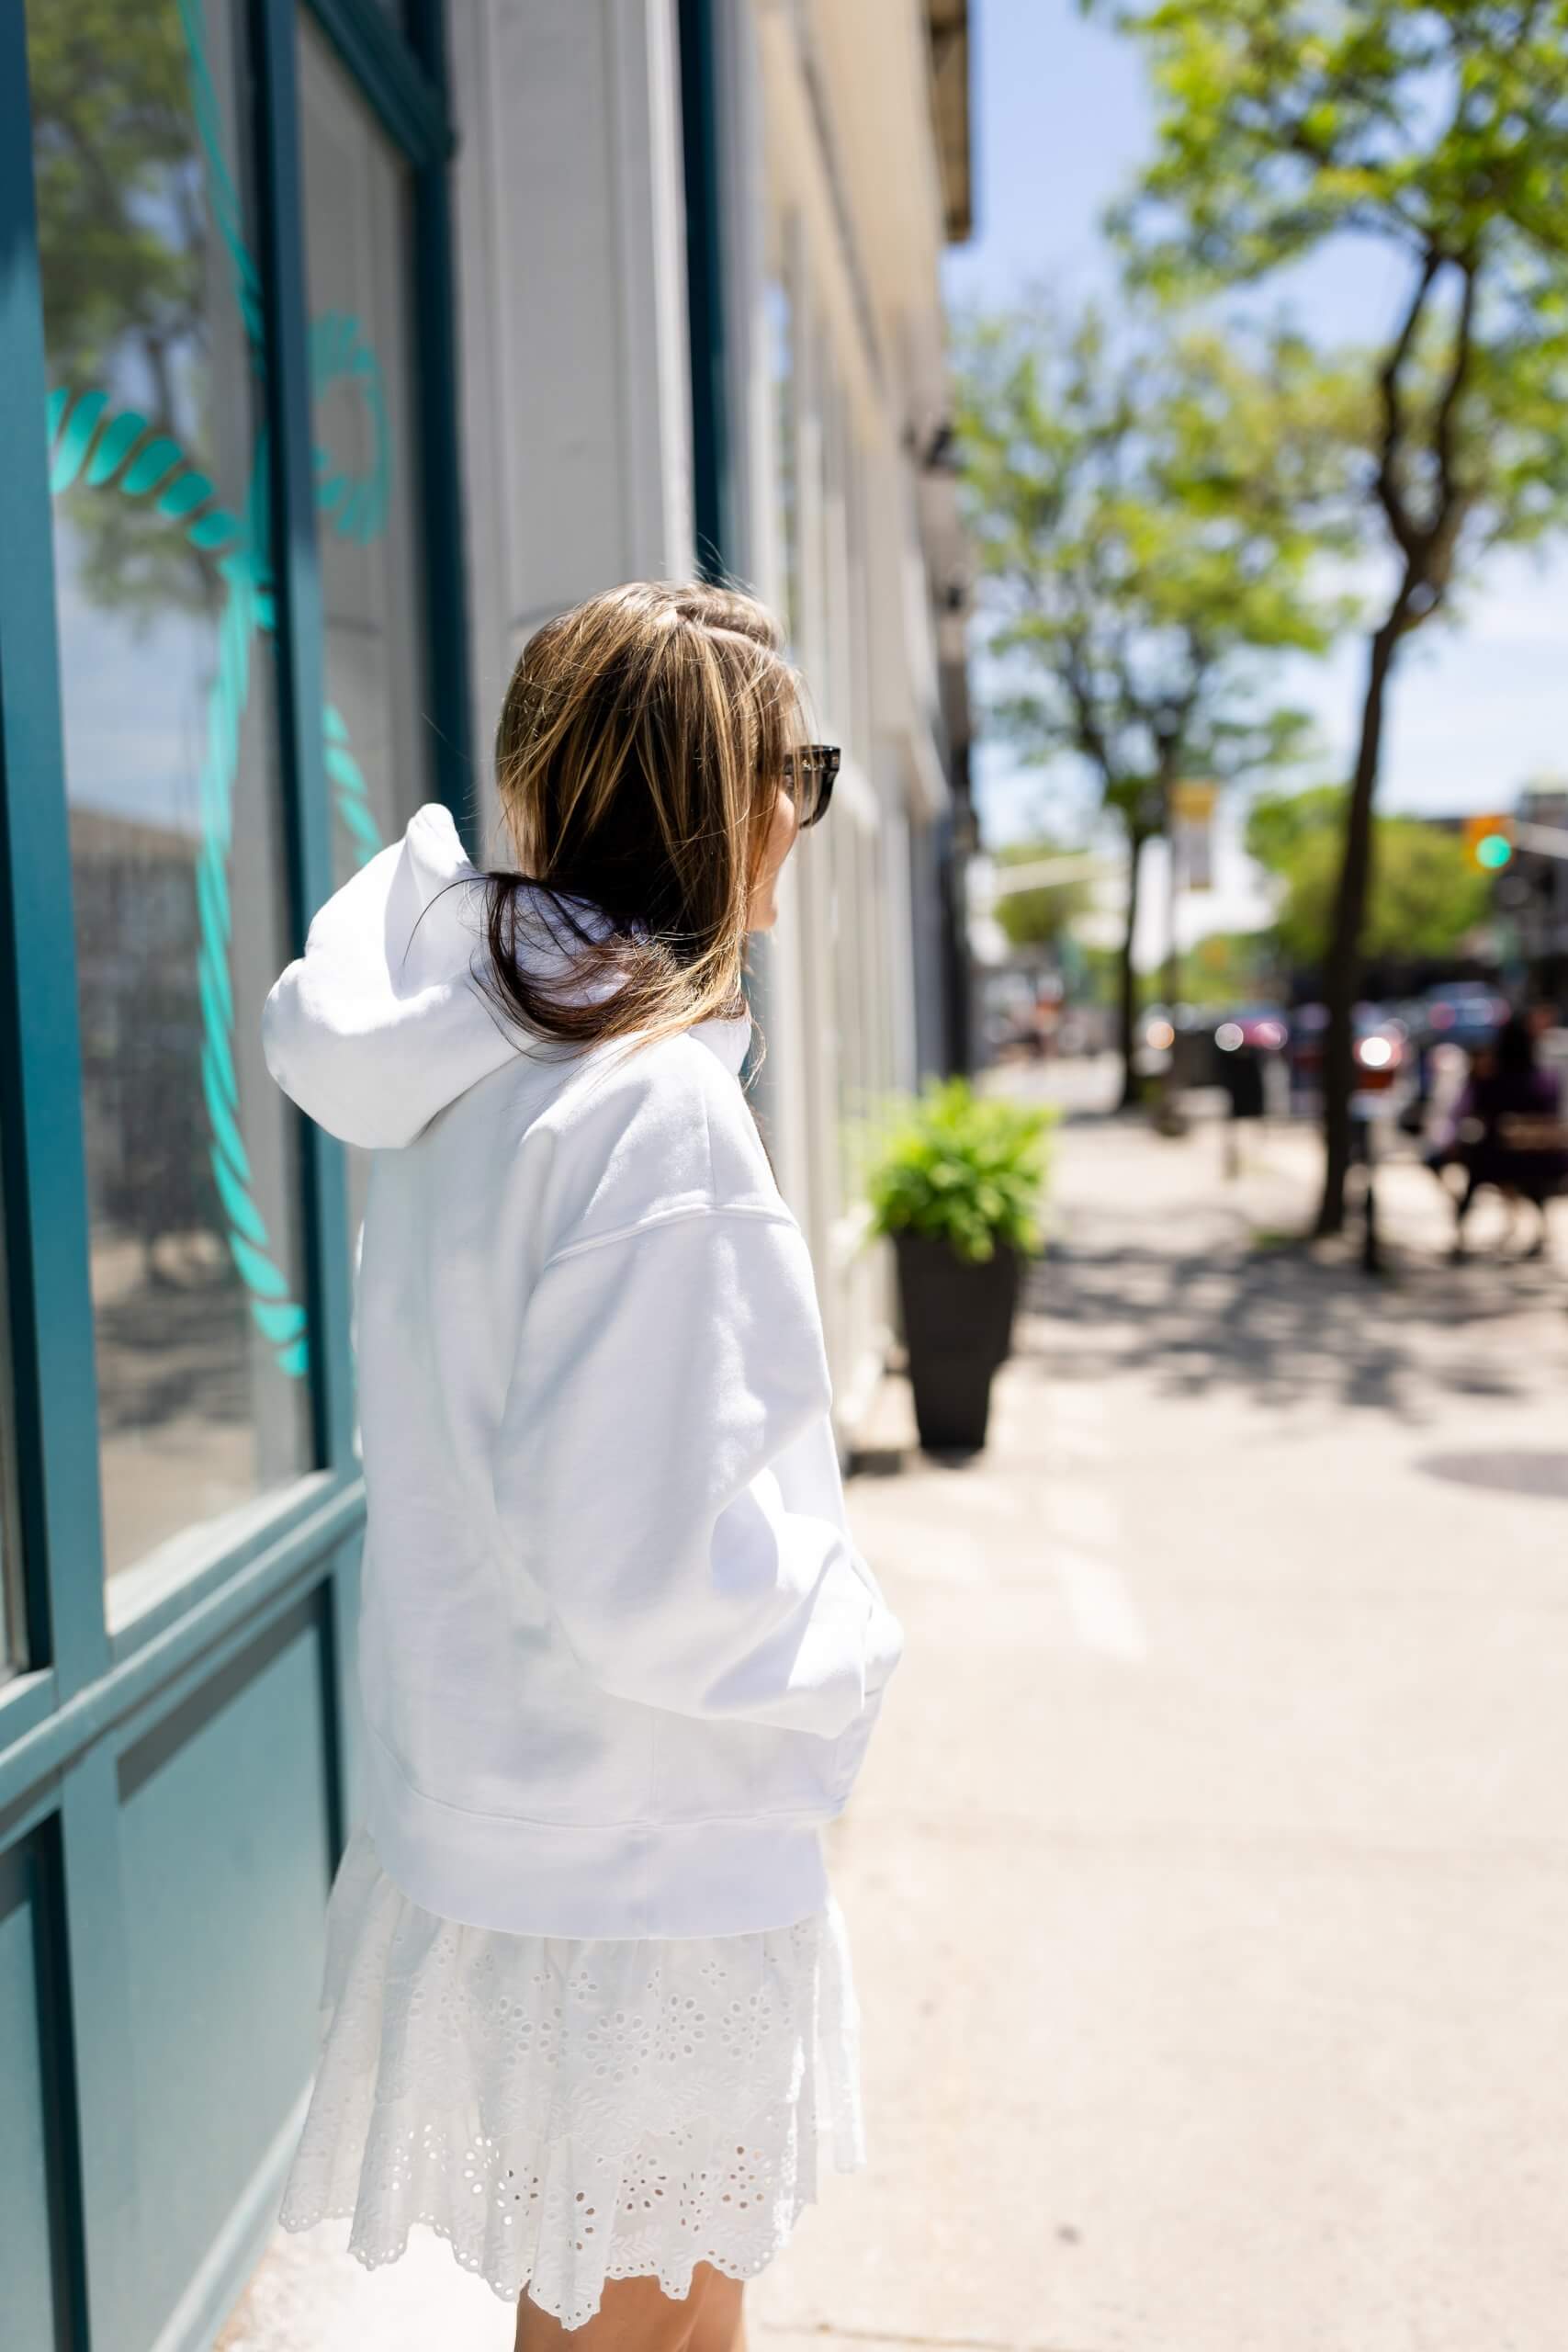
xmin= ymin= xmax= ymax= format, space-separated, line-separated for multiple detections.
xmin=800 ymin=314 xmax=836 ymax=724
xmin=298 ymin=18 xmax=432 ymax=890
xmin=297 ymin=20 xmax=432 ymax=1261
xmin=808 ymin=356 xmax=874 ymax=1193
xmin=765 ymin=267 xmax=799 ymax=650
xmin=29 ymin=0 xmax=313 ymax=1585
xmin=820 ymin=372 xmax=852 ymax=741
xmin=0 ymin=1243 xmax=22 ymax=1679
xmin=845 ymin=429 xmax=873 ymax=769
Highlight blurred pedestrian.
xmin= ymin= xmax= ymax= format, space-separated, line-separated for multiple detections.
xmin=1427 ymin=1011 xmax=1567 ymax=1260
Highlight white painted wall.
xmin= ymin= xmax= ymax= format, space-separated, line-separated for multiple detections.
xmin=447 ymin=0 xmax=694 ymax=854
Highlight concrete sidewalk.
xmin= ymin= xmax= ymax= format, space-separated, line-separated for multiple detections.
xmin=220 ymin=1089 xmax=1568 ymax=2350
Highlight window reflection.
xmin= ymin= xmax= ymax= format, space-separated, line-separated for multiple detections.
xmin=29 ymin=0 xmax=313 ymax=1585
xmin=298 ymin=17 xmax=432 ymax=1254
xmin=0 ymin=1236 xmax=21 ymax=1679
xmin=299 ymin=20 xmax=430 ymax=887
xmin=765 ymin=266 xmax=800 ymax=650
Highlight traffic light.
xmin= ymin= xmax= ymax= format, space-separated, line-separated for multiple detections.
xmin=1463 ymin=813 xmax=1515 ymax=872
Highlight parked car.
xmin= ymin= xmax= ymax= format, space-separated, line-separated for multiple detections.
xmin=1417 ymin=983 xmax=1509 ymax=1055
xmin=1287 ymin=1001 xmax=1408 ymax=1099
xmin=1214 ymin=1003 xmax=1290 ymax=1054
xmin=1394 ymin=984 xmax=1510 ymax=1133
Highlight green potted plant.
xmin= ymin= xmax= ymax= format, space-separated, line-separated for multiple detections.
xmin=860 ymin=1078 xmax=1055 ymax=1453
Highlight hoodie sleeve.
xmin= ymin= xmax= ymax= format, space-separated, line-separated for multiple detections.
xmin=491 ymin=1203 xmax=905 ymax=1740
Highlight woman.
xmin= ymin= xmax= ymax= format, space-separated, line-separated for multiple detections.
xmin=1428 ymin=1009 xmax=1566 ymax=1260
xmin=261 ymin=582 xmax=905 ymax=2347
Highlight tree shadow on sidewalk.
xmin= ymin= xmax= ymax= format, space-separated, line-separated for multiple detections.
xmin=1018 ymin=1238 xmax=1564 ymax=1419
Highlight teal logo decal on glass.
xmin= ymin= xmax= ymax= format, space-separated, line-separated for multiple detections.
xmin=44 ymin=0 xmax=392 ymax=1382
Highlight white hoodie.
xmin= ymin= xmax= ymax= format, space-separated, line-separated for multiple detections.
xmin=261 ymin=803 xmax=904 ymax=1939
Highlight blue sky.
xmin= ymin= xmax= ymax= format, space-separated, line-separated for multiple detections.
xmin=940 ymin=0 xmax=1568 ymax=944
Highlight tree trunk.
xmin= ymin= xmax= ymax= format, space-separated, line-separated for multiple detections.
xmin=1116 ymin=825 xmax=1146 ymax=1113
xmin=1155 ymin=778 xmax=1188 ymax=1135
xmin=1162 ymin=785 xmax=1181 ymax=1043
xmin=1314 ymin=611 xmax=1404 ymax=1237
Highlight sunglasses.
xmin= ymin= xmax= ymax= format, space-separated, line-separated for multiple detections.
xmin=782 ymin=742 xmax=840 ymax=829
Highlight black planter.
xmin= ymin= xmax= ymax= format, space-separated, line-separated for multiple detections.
xmin=892 ymin=1227 xmax=1021 ymax=1453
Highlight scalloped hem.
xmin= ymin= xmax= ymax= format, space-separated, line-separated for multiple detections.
xmin=277 ymin=2190 xmax=840 ymax=2327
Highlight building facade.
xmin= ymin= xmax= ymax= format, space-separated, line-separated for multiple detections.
xmin=450 ymin=0 xmax=974 ymax=1422
xmin=1507 ymin=786 xmax=1568 ymax=1002
xmin=0 ymin=4 xmax=970 ymax=2346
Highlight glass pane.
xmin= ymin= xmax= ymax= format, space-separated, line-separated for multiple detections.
xmin=0 ymin=1238 xmax=23 ymax=1679
xmin=799 ymin=309 xmax=831 ymax=703
xmin=834 ymin=820 xmax=867 ymax=1202
xmin=821 ymin=371 xmax=851 ymax=740
xmin=297 ymin=18 xmax=432 ymax=1267
xmin=845 ymin=428 xmax=872 ymax=767
xmin=298 ymin=17 xmax=432 ymax=893
xmin=28 ymin=0 xmax=314 ymax=1587
xmin=765 ymin=269 xmax=799 ymax=650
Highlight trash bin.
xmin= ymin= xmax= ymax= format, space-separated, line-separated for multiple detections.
xmin=1216 ymin=1043 xmax=1266 ymax=1119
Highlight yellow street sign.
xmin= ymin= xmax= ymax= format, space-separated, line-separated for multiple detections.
xmin=1170 ymin=780 xmax=1217 ymax=821
xmin=1170 ymin=780 xmax=1216 ymax=891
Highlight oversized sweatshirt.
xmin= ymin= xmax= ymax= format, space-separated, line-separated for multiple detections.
xmin=260 ymin=803 xmax=905 ymax=1938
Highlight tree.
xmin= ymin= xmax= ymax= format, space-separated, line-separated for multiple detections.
xmin=28 ymin=1 xmax=222 ymax=618
xmin=1247 ymin=785 xmax=1490 ymax=969
xmin=955 ymin=301 xmax=1350 ymax=1107
xmin=1089 ymin=0 xmax=1568 ymax=1227
xmin=990 ymin=840 xmax=1096 ymax=953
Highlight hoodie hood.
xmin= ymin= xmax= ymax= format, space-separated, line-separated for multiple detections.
xmin=261 ymin=802 xmax=753 ymax=1149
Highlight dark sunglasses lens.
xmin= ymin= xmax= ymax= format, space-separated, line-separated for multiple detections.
xmin=786 ymin=748 xmax=838 ymax=826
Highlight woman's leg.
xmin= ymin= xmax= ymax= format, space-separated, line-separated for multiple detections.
xmin=514 ymin=2262 xmax=726 ymax=2352
xmin=1521 ymin=1193 xmax=1550 ymax=1261
xmin=1450 ymin=1168 xmax=1481 ymax=1259
xmin=686 ymin=2269 xmax=747 ymax=2352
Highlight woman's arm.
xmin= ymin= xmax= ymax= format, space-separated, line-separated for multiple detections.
xmin=491 ymin=1203 xmax=902 ymax=1741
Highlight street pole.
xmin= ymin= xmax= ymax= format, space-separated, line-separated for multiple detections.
xmin=1155 ymin=781 xmax=1188 ymax=1136
xmin=1358 ymin=1108 xmax=1381 ymax=1274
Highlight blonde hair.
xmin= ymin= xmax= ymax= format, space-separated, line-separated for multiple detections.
xmin=479 ymin=580 xmax=806 ymax=1071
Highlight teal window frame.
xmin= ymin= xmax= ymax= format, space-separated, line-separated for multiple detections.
xmin=679 ymin=0 xmax=733 ymax=584
xmin=0 ymin=5 xmax=472 ymax=2336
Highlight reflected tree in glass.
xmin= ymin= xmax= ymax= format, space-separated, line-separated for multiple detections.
xmin=28 ymin=0 xmax=314 ymax=1585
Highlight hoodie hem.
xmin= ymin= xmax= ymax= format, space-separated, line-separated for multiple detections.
xmin=362 ymin=1734 xmax=833 ymax=1939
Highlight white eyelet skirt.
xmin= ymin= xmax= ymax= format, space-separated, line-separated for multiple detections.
xmin=276 ymin=1825 xmax=867 ymax=2332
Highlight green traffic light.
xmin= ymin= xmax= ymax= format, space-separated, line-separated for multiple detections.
xmin=1476 ymin=831 xmax=1513 ymax=869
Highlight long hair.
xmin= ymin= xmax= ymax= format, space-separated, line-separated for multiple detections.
xmin=477 ymin=581 xmax=807 ymax=1078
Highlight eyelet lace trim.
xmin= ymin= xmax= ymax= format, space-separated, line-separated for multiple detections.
xmin=277 ymin=1828 xmax=865 ymax=2331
